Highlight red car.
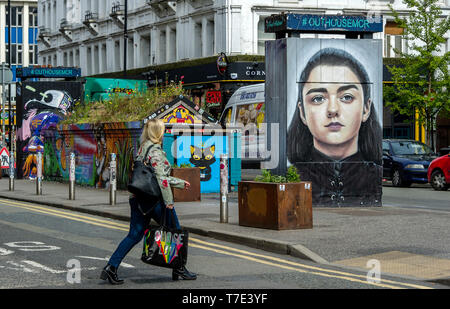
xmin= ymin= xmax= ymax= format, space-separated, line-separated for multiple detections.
xmin=428 ymin=154 xmax=450 ymax=191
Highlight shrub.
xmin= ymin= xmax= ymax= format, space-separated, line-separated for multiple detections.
xmin=254 ymin=166 xmax=301 ymax=183
xmin=62 ymin=81 xmax=185 ymax=124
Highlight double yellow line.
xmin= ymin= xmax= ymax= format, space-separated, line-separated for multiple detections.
xmin=0 ymin=198 xmax=432 ymax=289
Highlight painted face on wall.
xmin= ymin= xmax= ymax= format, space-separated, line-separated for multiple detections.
xmin=299 ymin=65 xmax=371 ymax=159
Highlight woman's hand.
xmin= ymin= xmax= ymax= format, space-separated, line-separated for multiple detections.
xmin=166 ymin=204 xmax=174 ymax=210
xmin=184 ymin=181 xmax=191 ymax=190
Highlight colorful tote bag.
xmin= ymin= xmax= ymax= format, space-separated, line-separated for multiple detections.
xmin=141 ymin=210 xmax=188 ymax=269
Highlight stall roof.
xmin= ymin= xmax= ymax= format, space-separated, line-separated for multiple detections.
xmin=145 ymin=95 xmax=216 ymax=125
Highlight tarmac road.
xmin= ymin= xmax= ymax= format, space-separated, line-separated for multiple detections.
xmin=0 ymin=198 xmax=443 ymax=289
xmin=382 ymin=182 xmax=449 ymax=212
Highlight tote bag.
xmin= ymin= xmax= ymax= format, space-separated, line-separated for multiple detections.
xmin=141 ymin=210 xmax=189 ymax=269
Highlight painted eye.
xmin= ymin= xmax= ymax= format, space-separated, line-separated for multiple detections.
xmin=193 ymin=155 xmax=200 ymax=160
xmin=311 ymin=95 xmax=326 ymax=104
xmin=205 ymin=155 xmax=212 ymax=160
xmin=340 ymin=94 xmax=354 ymax=103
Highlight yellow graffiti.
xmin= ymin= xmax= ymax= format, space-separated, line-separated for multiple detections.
xmin=22 ymin=154 xmax=44 ymax=179
xmin=162 ymin=106 xmax=201 ymax=124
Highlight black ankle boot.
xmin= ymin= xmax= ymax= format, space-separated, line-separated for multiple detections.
xmin=172 ymin=265 xmax=197 ymax=281
xmin=100 ymin=264 xmax=124 ymax=285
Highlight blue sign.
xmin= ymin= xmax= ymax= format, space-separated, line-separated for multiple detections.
xmin=265 ymin=14 xmax=383 ymax=33
xmin=16 ymin=67 xmax=81 ymax=79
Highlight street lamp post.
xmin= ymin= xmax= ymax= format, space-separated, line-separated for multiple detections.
xmin=123 ymin=0 xmax=128 ymax=77
xmin=7 ymin=0 xmax=12 ymax=153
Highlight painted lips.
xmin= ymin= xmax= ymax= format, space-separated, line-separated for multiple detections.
xmin=325 ymin=122 xmax=344 ymax=131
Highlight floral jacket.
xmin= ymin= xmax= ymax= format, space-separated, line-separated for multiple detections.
xmin=136 ymin=140 xmax=185 ymax=206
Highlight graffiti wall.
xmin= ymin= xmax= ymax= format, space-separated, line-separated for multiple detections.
xmin=42 ymin=122 xmax=141 ymax=189
xmin=16 ymin=81 xmax=83 ymax=179
xmin=40 ymin=123 xmax=239 ymax=193
xmin=174 ymin=135 xmax=228 ymax=193
xmin=266 ymin=38 xmax=383 ymax=207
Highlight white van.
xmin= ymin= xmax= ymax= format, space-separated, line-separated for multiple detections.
xmin=218 ymin=83 xmax=269 ymax=166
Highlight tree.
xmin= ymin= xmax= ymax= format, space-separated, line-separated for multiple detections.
xmin=384 ymin=0 xmax=450 ymax=151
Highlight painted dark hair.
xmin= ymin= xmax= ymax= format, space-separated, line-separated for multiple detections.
xmin=287 ymin=48 xmax=382 ymax=164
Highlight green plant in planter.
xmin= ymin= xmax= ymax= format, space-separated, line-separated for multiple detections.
xmin=254 ymin=166 xmax=301 ymax=183
xmin=172 ymin=163 xmax=193 ymax=168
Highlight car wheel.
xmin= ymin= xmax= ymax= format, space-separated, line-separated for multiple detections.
xmin=392 ymin=169 xmax=411 ymax=187
xmin=430 ymin=170 xmax=449 ymax=191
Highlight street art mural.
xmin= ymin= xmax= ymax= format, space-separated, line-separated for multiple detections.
xmin=41 ymin=122 xmax=139 ymax=189
xmin=189 ymin=144 xmax=216 ymax=182
xmin=16 ymin=82 xmax=82 ymax=179
xmin=266 ymin=38 xmax=383 ymax=206
xmin=175 ymin=135 xmax=227 ymax=193
xmin=15 ymin=87 xmax=237 ymax=192
xmin=163 ymin=105 xmax=199 ymax=124
xmin=40 ymin=123 xmax=236 ymax=193
xmin=146 ymin=95 xmax=216 ymax=125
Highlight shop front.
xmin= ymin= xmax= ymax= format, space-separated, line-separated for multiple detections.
xmin=143 ymin=54 xmax=265 ymax=120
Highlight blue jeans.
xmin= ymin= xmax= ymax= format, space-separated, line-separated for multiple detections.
xmin=108 ymin=197 xmax=181 ymax=268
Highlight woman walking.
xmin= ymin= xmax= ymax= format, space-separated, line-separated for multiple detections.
xmin=101 ymin=119 xmax=197 ymax=284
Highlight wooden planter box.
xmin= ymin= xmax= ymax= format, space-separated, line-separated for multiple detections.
xmin=238 ymin=181 xmax=313 ymax=230
xmin=170 ymin=168 xmax=201 ymax=202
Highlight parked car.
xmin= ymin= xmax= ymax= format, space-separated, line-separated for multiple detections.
xmin=382 ymin=139 xmax=438 ymax=187
xmin=427 ymin=154 xmax=450 ymax=191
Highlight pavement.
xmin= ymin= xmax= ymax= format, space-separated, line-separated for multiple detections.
xmin=0 ymin=177 xmax=449 ymax=286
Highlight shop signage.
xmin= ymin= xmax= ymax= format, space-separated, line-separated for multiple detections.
xmin=265 ymin=13 xmax=383 ymax=33
xmin=216 ymin=53 xmax=228 ymax=76
xmin=206 ymin=90 xmax=222 ymax=107
xmin=16 ymin=67 xmax=81 ymax=79
xmin=245 ymin=66 xmax=265 ymax=77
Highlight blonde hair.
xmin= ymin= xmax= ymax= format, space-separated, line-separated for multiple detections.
xmin=140 ymin=119 xmax=165 ymax=144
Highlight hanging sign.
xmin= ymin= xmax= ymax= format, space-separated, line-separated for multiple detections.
xmin=217 ymin=53 xmax=228 ymax=76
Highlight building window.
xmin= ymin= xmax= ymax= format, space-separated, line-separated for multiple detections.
xmin=29 ymin=7 xmax=38 ymax=65
xmin=258 ymin=16 xmax=275 ymax=55
xmin=384 ymin=21 xmax=405 ymax=58
xmin=6 ymin=6 xmax=23 ymax=27
xmin=194 ymin=22 xmax=202 ymax=58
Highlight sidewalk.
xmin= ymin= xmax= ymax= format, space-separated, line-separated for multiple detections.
xmin=0 ymin=178 xmax=449 ymax=284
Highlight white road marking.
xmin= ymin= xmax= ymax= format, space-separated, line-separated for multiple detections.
xmin=75 ymin=256 xmax=135 ymax=268
xmin=0 ymin=247 xmax=14 ymax=256
xmin=22 ymin=260 xmax=67 ymax=274
xmin=5 ymin=261 xmax=37 ymax=273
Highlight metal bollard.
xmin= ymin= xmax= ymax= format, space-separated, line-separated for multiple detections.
xmin=109 ymin=153 xmax=117 ymax=205
xmin=220 ymin=154 xmax=229 ymax=223
xmin=36 ymin=152 xmax=42 ymax=195
xmin=69 ymin=153 xmax=75 ymax=200
xmin=9 ymin=152 xmax=14 ymax=191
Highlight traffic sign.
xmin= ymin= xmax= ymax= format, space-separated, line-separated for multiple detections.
xmin=0 ymin=147 xmax=10 ymax=168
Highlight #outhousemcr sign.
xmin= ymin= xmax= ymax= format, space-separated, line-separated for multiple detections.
xmin=16 ymin=67 xmax=81 ymax=79
xmin=265 ymin=13 xmax=383 ymax=34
